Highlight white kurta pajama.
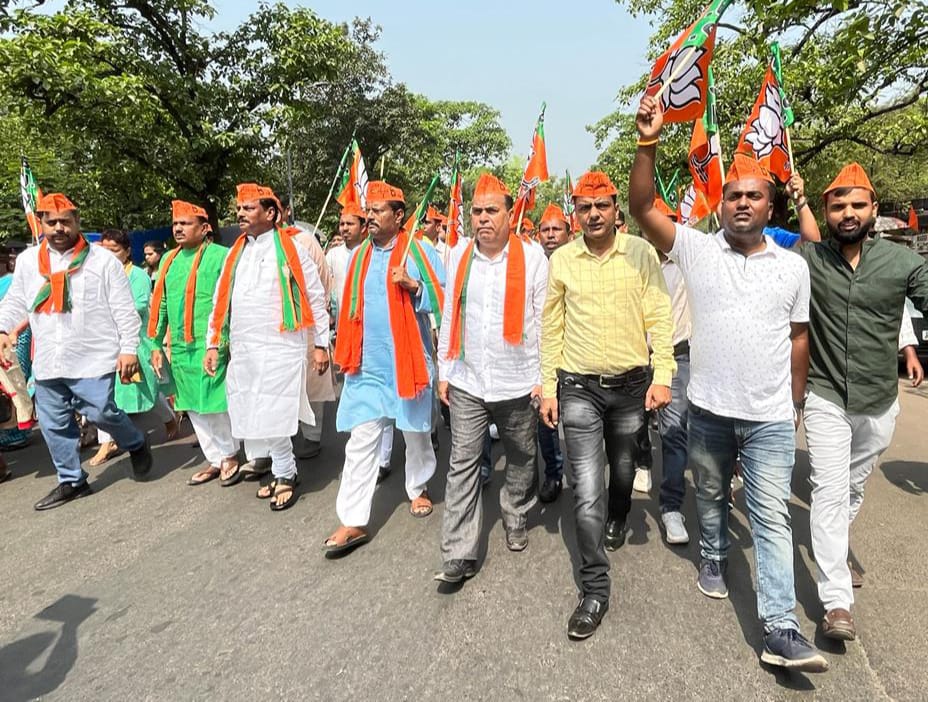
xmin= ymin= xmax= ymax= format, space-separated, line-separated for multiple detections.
xmin=207 ymin=229 xmax=329 ymax=479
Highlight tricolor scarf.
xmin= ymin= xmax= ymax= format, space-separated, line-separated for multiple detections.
xmin=334 ymin=232 xmax=444 ymax=400
xmin=446 ymin=234 xmax=526 ymax=360
xmin=147 ymin=242 xmax=209 ymax=343
xmin=30 ymin=235 xmax=90 ymax=314
xmin=208 ymin=228 xmax=314 ymax=348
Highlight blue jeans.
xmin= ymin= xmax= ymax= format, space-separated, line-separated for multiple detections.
xmin=688 ymin=403 xmax=799 ymax=632
xmin=537 ymin=423 xmax=563 ymax=481
xmin=559 ymin=369 xmax=648 ymax=601
xmin=35 ymin=374 xmax=145 ymax=484
xmin=657 ymin=352 xmax=689 ymax=512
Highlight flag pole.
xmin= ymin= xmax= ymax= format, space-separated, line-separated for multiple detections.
xmin=651 ymin=44 xmax=700 ymax=102
xmin=401 ymin=172 xmax=442 ymax=261
xmin=313 ymin=136 xmax=354 ymax=235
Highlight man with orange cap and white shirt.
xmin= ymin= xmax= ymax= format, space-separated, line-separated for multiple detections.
xmin=541 ymin=170 xmax=674 ymax=640
xmin=325 ymin=180 xmax=446 ymax=556
xmin=535 ymin=203 xmax=572 ymax=502
xmin=204 ymin=183 xmax=330 ymax=511
xmin=0 ymin=193 xmax=152 ymax=510
xmin=149 ymin=199 xmax=237 ymax=487
xmin=797 ymin=163 xmax=928 ymax=642
xmin=630 ymin=94 xmax=826 ymax=672
xmin=433 ymin=173 xmax=548 ymax=583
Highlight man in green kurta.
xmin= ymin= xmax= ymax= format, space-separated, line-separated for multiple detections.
xmin=150 ymin=200 xmax=238 ymax=486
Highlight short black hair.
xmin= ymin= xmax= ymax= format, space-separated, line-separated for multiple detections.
xmin=101 ymin=228 xmax=131 ymax=251
xmin=385 ymin=200 xmax=406 ymax=217
xmin=258 ymin=197 xmax=282 ymax=222
xmin=616 ymin=207 xmax=626 ymax=225
xmin=144 ymin=240 xmax=165 ymax=252
xmin=826 ymin=186 xmax=876 ymax=204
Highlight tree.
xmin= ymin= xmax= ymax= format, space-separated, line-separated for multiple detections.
xmin=591 ymin=0 xmax=928 ymax=207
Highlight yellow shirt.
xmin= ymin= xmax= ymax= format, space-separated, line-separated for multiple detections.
xmin=541 ymin=233 xmax=675 ymax=397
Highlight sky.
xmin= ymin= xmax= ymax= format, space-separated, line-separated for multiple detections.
xmin=211 ymin=0 xmax=657 ymax=175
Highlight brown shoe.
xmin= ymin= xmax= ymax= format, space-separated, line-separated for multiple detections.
xmin=848 ymin=561 xmax=864 ymax=588
xmin=822 ymin=608 xmax=856 ymax=641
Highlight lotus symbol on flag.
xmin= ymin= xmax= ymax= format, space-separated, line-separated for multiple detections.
xmin=690 ymin=149 xmax=713 ymax=185
xmin=679 ymin=188 xmax=696 ymax=223
xmin=648 ymin=46 xmax=708 ymax=113
xmin=743 ymin=84 xmax=787 ymax=160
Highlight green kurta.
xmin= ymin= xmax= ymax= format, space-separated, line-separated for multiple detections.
xmin=152 ymin=243 xmax=229 ymax=413
xmin=115 ymin=264 xmax=174 ymax=413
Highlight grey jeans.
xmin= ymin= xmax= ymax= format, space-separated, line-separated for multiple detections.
xmin=441 ymin=385 xmax=539 ymax=562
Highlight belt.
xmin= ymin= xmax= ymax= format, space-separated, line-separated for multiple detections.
xmin=558 ymin=366 xmax=650 ymax=389
xmin=673 ymin=340 xmax=690 ymax=357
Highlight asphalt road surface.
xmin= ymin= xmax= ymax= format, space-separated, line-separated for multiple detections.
xmin=1 ymin=381 xmax=925 ymax=701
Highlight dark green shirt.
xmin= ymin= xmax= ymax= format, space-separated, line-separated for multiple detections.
xmin=799 ymin=237 xmax=928 ymax=415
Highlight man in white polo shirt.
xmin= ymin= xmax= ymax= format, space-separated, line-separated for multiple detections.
xmin=629 ymin=95 xmax=826 ymax=673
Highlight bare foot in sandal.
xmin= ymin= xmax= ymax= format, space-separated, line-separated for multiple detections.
xmin=324 ymin=526 xmax=369 ymax=556
xmin=410 ymin=491 xmax=433 ymax=518
xmin=88 ymin=441 xmax=120 ymax=467
xmin=164 ymin=418 xmax=179 ymax=441
xmin=219 ymin=457 xmax=239 ymax=482
xmin=188 ymin=465 xmax=220 ymax=486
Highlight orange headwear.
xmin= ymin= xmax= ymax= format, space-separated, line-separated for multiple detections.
xmin=36 ymin=193 xmax=77 ymax=213
xmin=473 ymin=172 xmax=511 ymax=199
xmin=340 ymin=202 xmax=367 ymax=221
xmin=172 ymin=200 xmax=208 ymax=220
xmin=823 ymin=162 xmax=876 ymax=199
xmin=437 ymin=213 xmax=448 ymax=225
xmin=540 ymin=203 xmax=568 ymax=224
xmin=572 ymin=171 xmax=618 ymax=198
xmin=653 ymin=197 xmax=679 ymax=221
xmin=521 ymin=217 xmax=535 ymax=232
xmin=725 ymin=153 xmax=774 ymax=186
xmin=366 ymin=180 xmax=405 ymax=205
xmin=426 ymin=205 xmax=441 ymax=221
xmin=236 ymin=182 xmax=280 ymax=205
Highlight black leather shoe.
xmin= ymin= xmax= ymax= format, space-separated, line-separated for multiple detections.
xmin=433 ymin=559 xmax=477 ymax=583
xmin=505 ymin=526 xmax=528 ymax=552
xmin=567 ymin=596 xmax=609 ymax=640
xmin=604 ymin=519 xmax=627 ymax=551
xmin=539 ymin=478 xmax=562 ymax=503
xmin=34 ymin=480 xmax=93 ymax=511
xmin=129 ymin=438 xmax=153 ymax=479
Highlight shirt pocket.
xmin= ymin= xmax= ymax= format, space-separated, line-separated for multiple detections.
xmin=80 ymin=268 xmax=106 ymax=303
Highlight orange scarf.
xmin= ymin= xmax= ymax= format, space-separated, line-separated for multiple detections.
xmin=147 ymin=243 xmax=208 ymax=343
xmin=208 ymin=229 xmax=314 ymax=348
xmin=446 ymin=234 xmax=526 ymax=359
xmin=31 ymin=236 xmax=90 ymax=314
xmin=334 ymin=231 xmax=430 ymax=400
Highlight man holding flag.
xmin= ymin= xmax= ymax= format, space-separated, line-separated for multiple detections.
xmin=0 ymin=193 xmax=152 ymax=510
xmin=325 ymin=181 xmax=446 ymax=557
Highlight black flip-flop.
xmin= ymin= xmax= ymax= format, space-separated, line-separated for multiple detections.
xmin=269 ymin=476 xmax=300 ymax=512
xmin=219 ymin=463 xmax=245 ymax=487
xmin=187 ymin=466 xmax=220 ymax=486
xmin=323 ymin=530 xmax=370 ymax=558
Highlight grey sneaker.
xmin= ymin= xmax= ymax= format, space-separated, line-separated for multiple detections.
xmin=761 ymin=628 xmax=829 ymax=673
xmin=697 ymin=558 xmax=728 ymax=599
xmin=433 ymin=559 xmax=477 ymax=583
xmin=661 ymin=511 xmax=690 ymax=545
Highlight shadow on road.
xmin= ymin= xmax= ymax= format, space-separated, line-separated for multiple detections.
xmin=880 ymin=460 xmax=928 ymax=495
xmin=0 ymin=594 xmax=97 ymax=702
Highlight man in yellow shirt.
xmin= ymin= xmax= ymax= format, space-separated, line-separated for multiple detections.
xmin=540 ymin=170 xmax=674 ymax=640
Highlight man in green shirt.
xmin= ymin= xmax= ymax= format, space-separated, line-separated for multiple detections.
xmin=799 ymin=163 xmax=928 ymax=642
xmin=150 ymin=200 xmax=238 ymax=486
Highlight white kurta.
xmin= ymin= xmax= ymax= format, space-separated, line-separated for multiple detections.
xmin=208 ymin=229 xmax=329 ymax=439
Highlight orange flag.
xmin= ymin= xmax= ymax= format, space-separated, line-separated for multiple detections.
xmin=688 ymin=118 xmax=723 ymax=211
xmin=909 ymin=205 xmax=919 ymax=232
xmin=736 ymin=66 xmax=792 ymax=183
xmin=678 ymin=185 xmax=712 ymax=226
xmin=513 ymin=103 xmax=549 ymax=220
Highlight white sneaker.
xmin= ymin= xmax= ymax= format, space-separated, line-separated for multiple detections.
xmin=633 ymin=468 xmax=652 ymax=494
xmin=489 ymin=423 xmax=500 ymax=441
xmin=661 ymin=511 xmax=690 ymax=545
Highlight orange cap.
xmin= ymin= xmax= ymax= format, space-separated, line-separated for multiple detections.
xmin=572 ymin=171 xmax=618 ymax=198
xmin=823 ymin=162 xmax=876 ymax=199
xmin=437 ymin=213 xmax=448 ymax=225
xmin=540 ymin=203 xmax=568 ymax=224
xmin=521 ymin=217 xmax=534 ymax=232
xmin=340 ymin=202 xmax=367 ymax=220
xmin=36 ymin=193 xmax=77 ymax=213
xmin=653 ymin=197 xmax=679 ymax=221
xmin=426 ymin=205 xmax=441 ymax=221
xmin=473 ymin=172 xmax=511 ymax=199
xmin=236 ymin=182 xmax=280 ymax=206
xmin=172 ymin=199 xmax=208 ymax=220
xmin=725 ymin=154 xmax=774 ymax=185
xmin=366 ymin=180 xmax=405 ymax=204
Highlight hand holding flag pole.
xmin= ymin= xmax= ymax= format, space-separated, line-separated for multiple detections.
xmin=313 ymin=132 xmax=356 ymax=236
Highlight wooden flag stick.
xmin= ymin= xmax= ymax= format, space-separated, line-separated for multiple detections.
xmin=313 ymin=137 xmax=354 ymax=235
xmin=514 ymin=196 xmax=528 ymax=238
xmin=652 ymin=44 xmax=699 ymax=102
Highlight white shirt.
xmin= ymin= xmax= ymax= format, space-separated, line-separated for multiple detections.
xmin=0 ymin=242 xmax=140 ymax=381
xmin=669 ymin=226 xmax=810 ymax=422
xmin=438 ymin=239 xmax=548 ymax=401
xmin=325 ymin=243 xmax=356 ymax=315
xmin=661 ymin=258 xmax=692 ymax=347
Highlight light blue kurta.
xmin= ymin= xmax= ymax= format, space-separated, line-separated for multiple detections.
xmin=336 ymin=237 xmax=445 ymax=433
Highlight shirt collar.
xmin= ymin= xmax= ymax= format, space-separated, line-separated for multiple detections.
xmin=573 ymin=233 xmax=627 ymax=259
xmin=473 ymin=240 xmax=509 ymax=262
xmin=714 ymin=229 xmax=779 ymax=258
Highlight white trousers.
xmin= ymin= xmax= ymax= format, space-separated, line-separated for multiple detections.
xmin=804 ymin=391 xmax=899 ymax=610
xmin=98 ymin=394 xmax=175 ymax=445
xmin=336 ymin=418 xmax=436 ymax=527
xmin=188 ymin=411 xmax=236 ymax=466
xmin=244 ymin=436 xmax=297 ymax=480
xmin=379 ymin=423 xmax=395 ymax=468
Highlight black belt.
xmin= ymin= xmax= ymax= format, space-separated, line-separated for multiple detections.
xmin=558 ymin=366 xmax=650 ymax=389
xmin=673 ymin=340 xmax=690 ymax=357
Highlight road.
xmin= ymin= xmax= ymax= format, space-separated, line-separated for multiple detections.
xmin=0 ymin=380 xmax=925 ymax=701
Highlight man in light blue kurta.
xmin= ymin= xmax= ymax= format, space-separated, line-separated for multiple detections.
xmin=327 ymin=181 xmax=445 ymax=555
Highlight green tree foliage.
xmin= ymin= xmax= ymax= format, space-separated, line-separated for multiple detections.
xmin=591 ymin=0 xmax=928 ymax=208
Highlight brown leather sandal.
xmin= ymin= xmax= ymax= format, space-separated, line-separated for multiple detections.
xmin=410 ymin=491 xmax=433 ymax=518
